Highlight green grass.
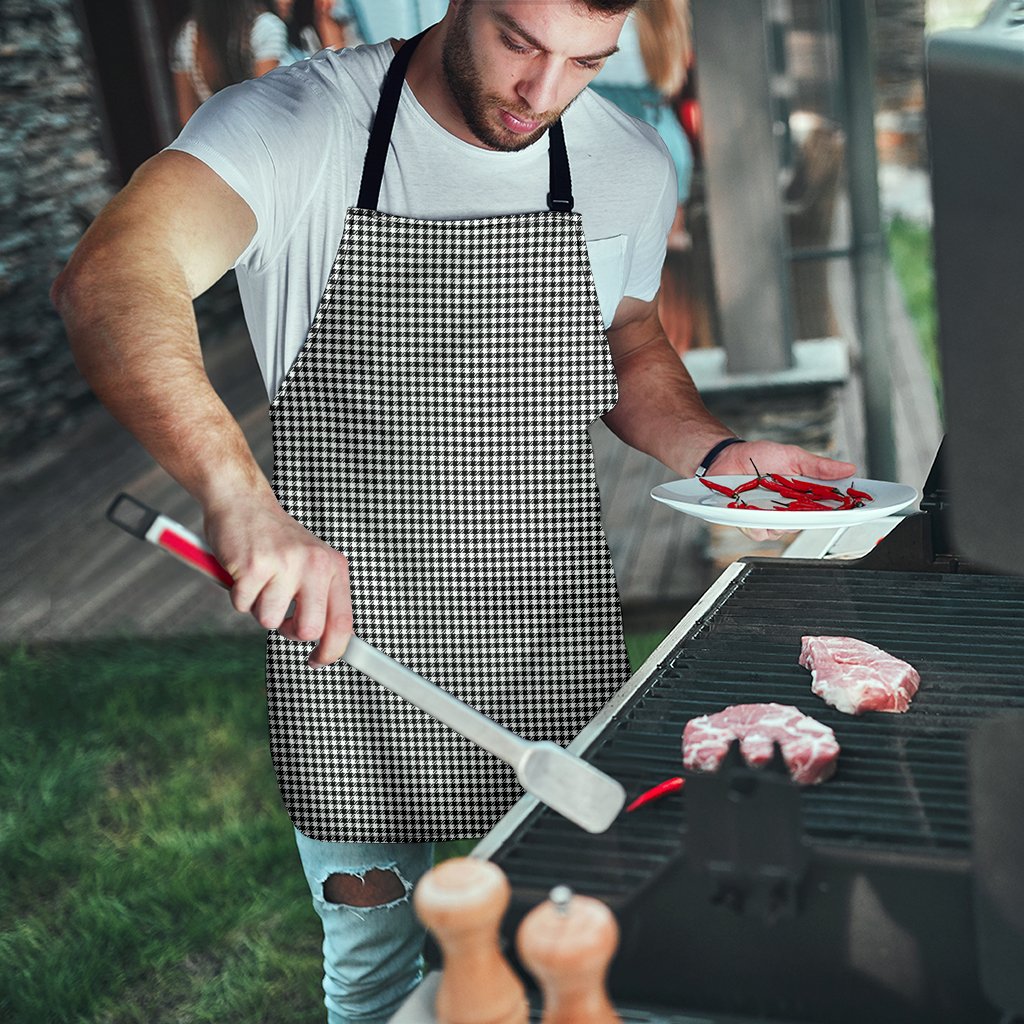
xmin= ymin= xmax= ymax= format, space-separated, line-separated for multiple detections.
xmin=887 ymin=216 xmax=941 ymax=404
xmin=0 ymin=632 xmax=666 ymax=1023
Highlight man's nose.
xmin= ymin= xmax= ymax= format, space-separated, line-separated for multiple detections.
xmin=517 ymin=62 xmax=562 ymax=116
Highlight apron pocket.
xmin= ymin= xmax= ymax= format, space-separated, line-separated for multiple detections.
xmin=585 ymin=235 xmax=627 ymax=329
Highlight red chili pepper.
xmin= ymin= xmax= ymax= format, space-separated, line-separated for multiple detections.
xmin=779 ymin=497 xmax=835 ymax=511
xmin=768 ymin=473 xmax=813 ymax=493
xmin=762 ymin=479 xmax=824 ymax=502
xmin=758 ymin=477 xmax=798 ymax=496
xmin=795 ymin=477 xmax=843 ymax=498
xmin=699 ymin=477 xmax=738 ymax=498
xmin=734 ymin=478 xmax=762 ymax=494
xmin=772 ymin=473 xmax=847 ymax=499
xmin=626 ymin=776 xmax=685 ymax=813
xmin=847 ymin=486 xmax=873 ymax=502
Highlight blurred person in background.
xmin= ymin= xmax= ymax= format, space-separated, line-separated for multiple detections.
xmin=592 ymin=0 xmax=694 ymax=348
xmin=334 ymin=0 xmax=449 ymax=45
xmin=171 ymin=0 xmax=289 ymax=126
xmin=591 ymin=0 xmax=693 ymax=209
xmin=276 ymin=0 xmax=350 ymax=62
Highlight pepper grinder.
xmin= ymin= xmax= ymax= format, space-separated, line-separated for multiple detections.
xmin=516 ymin=885 xmax=621 ymax=1024
xmin=413 ymin=856 xmax=528 ymax=1024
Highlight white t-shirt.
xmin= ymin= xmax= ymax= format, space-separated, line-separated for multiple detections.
xmin=168 ymin=40 xmax=676 ymax=400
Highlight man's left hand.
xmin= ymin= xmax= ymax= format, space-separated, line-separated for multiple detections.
xmin=706 ymin=440 xmax=857 ymax=542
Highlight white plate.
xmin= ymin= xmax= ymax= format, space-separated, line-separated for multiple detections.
xmin=651 ymin=476 xmax=920 ymax=530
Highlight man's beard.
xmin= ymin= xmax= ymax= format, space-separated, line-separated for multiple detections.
xmin=441 ymin=3 xmax=559 ymax=151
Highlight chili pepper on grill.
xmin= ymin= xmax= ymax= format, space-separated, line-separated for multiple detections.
xmin=625 ymin=776 xmax=685 ymax=813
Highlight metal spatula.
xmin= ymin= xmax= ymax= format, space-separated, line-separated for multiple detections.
xmin=106 ymin=493 xmax=626 ymax=834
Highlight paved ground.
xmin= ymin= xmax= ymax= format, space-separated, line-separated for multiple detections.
xmin=0 ymin=321 xmax=271 ymax=644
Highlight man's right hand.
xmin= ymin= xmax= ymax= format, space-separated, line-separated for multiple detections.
xmin=204 ymin=495 xmax=353 ymax=667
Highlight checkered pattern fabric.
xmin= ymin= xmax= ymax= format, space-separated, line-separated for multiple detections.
xmin=267 ymin=208 xmax=631 ymax=842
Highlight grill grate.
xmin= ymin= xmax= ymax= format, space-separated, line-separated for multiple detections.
xmin=492 ymin=564 xmax=1024 ymax=902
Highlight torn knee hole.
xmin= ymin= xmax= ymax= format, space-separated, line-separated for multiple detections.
xmin=323 ymin=868 xmax=406 ymax=908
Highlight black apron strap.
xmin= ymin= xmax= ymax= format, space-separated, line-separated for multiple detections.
xmin=357 ymin=29 xmax=428 ymax=211
xmin=358 ymin=28 xmax=575 ymax=214
xmin=546 ymin=119 xmax=574 ymax=213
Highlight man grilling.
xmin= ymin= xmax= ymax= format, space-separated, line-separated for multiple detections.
xmin=52 ymin=1 xmax=854 ymax=1020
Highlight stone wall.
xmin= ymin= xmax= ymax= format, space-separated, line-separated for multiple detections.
xmin=0 ymin=0 xmax=115 ymax=461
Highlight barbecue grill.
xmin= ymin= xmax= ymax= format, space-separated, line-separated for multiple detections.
xmin=397 ymin=7 xmax=1024 ymax=1022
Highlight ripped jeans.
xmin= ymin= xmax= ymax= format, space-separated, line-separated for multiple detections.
xmin=294 ymin=829 xmax=436 ymax=1024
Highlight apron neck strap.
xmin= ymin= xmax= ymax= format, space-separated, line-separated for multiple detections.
xmin=358 ymin=30 xmax=427 ymax=211
xmin=357 ymin=29 xmax=575 ymax=214
xmin=546 ymin=120 xmax=574 ymax=213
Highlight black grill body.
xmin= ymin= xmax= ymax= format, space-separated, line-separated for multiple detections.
xmin=484 ymin=559 xmax=1024 ymax=1023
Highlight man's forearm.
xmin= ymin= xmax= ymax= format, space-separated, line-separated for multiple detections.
xmin=603 ymin=334 xmax=735 ymax=478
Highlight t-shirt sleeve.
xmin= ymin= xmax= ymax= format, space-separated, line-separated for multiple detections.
xmin=165 ymin=65 xmax=343 ymax=273
xmin=623 ymin=139 xmax=678 ymax=302
xmin=251 ymin=12 xmax=289 ymax=63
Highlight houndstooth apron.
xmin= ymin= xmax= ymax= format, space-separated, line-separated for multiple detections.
xmin=266 ymin=31 xmax=630 ymax=842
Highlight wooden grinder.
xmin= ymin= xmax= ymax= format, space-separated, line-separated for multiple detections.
xmin=516 ymin=885 xmax=621 ymax=1024
xmin=413 ymin=856 xmax=528 ymax=1024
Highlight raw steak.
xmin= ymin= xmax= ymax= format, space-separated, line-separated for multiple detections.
xmin=799 ymin=636 xmax=920 ymax=716
xmin=682 ymin=703 xmax=840 ymax=785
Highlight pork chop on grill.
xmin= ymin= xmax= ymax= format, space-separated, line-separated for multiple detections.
xmin=800 ymin=636 xmax=920 ymax=716
xmin=682 ymin=703 xmax=839 ymax=785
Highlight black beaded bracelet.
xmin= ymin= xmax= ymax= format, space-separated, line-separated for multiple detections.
xmin=695 ymin=437 xmax=745 ymax=478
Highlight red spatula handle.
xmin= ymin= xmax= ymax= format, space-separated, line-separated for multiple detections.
xmin=106 ymin=492 xmax=234 ymax=589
